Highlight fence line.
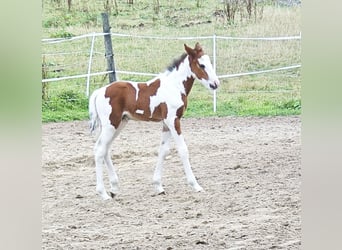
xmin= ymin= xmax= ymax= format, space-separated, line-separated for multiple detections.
xmin=42 ymin=51 xmax=88 ymax=56
xmin=41 ymin=71 xmax=112 ymax=83
xmin=215 ymin=34 xmax=301 ymax=41
xmin=42 ymin=32 xmax=301 ymax=44
xmin=218 ymin=64 xmax=301 ymax=79
xmin=42 ymin=32 xmax=301 ymax=111
xmin=41 ymin=32 xmax=109 ymax=44
xmin=116 ymin=70 xmax=158 ymax=77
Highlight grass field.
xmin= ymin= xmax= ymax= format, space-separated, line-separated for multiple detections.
xmin=42 ymin=0 xmax=301 ymax=122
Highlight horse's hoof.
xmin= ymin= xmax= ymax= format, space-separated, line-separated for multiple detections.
xmin=110 ymin=192 xmax=116 ymax=198
xmin=194 ymin=185 xmax=204 ymax=192
xmin=158 ymin=191 xmax=166 ymax=195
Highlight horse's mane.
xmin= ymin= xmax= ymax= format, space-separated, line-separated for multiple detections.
xmin=166 ymin=53 xmax=187 ymax=72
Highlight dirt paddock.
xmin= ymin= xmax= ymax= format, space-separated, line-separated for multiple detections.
xmin=42 ymin=116 xmax=301 ymax=249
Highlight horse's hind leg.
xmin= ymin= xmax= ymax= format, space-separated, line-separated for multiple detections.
xmin=153 ymin=124 xmax=171 ymax=194
xmin=94 ymin=125 xmax=115 ymax=200
xmin=104 ymin=119 xmax=128 ymax=197
xmin=104 ymin=153 xmax=119 ymax=198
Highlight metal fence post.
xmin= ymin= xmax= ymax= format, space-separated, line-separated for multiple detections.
xmin=213 ymin=34 xmax=217 ymax=113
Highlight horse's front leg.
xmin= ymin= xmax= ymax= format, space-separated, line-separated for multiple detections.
xmin=166 ymin=118 xmax=204 ymax=192
xmin=153 ymin=124 xmax=171 ymax=194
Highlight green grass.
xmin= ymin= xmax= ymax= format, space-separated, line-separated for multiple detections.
xmin=41 ymin=0 xmax=301 ymax=122
xmin=42 ymin=89 xmax=89 ymax=122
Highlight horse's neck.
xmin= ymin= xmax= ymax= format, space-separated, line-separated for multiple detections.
xmin=166 ymin=55 xmax=195 ymax=96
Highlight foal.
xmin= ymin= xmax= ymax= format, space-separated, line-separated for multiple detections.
xmin=89 ymin=43 xmax=219 ymax=200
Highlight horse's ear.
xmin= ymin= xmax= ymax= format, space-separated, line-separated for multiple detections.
xmin=194 ymin=42 xmax=204 ymax=56
xmin=194 ymin=42 xmax=202 ymax=52
xmin=184 ymin=43 xmax=196 ymax=58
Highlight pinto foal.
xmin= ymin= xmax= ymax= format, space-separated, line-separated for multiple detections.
xmin=89 ymin=43 xmax=220 ymax=200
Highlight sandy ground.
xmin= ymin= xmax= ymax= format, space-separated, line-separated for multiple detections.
xmin=42 ymin=116 xmax=301 ymax=249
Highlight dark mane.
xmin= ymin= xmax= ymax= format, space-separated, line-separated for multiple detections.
xmin=166 ymin=53 xmax=187 ymax=72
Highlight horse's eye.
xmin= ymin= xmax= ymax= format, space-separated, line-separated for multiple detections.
xmin=199 ymin=64 xmax=205 ymax=69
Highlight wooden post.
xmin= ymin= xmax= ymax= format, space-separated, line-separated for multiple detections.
xmin=101 ymin=13 xmax=116 ymax=83
xmin=42 ymin=55 xmax=48 ymax=101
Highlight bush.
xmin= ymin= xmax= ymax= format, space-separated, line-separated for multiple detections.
xmin=42 ymin=90 xmax=89 ymax=122
xmin=222 ymin=0 xmax=264 ymax=24
xmin=50 ymin=30 xmax=74 ymax=38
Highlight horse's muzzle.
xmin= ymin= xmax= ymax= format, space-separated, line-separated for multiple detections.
xmin=209 ymin=80 xmax=220 ymax=90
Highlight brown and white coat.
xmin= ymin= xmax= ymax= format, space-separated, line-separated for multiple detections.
xmin=89 ymin=43 xmax=219 ymax=200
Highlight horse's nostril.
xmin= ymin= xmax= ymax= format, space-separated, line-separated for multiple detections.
xmin=210 ymin=83 xmax=218 ymax=90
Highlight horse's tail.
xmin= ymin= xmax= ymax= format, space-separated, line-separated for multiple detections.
xmin=89 ymin=89 xmax=100 ymax=134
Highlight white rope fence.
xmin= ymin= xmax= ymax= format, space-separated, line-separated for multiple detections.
xmin=218 ymin=64 xmax=301 ymax=79
xmin=41 ymin=71 xmax=113 ymax=83
xmin=42 ymin=32 xmax=301 ymax=112
xmin=42 ymin=33 xmax=300 ymax=44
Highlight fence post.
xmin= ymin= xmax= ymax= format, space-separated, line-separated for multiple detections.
xmin=213 ymin=34 xmax=217 ymax=113
xmin=101 ymin=13 xmax=117 ymax=83
xmin=42 ymin=55 xmax=48 ymax=101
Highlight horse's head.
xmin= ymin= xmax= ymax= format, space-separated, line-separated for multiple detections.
xmin=184 ymin=43 xmax=220 ymax=90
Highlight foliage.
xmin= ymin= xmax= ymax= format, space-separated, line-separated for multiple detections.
xmin=222 ymin=0 xmax=264 ymax=24
xmin=42 ymin=90 xmax=88 ymax=122
xmin=49 ymin=29 xmax=74 ymax=38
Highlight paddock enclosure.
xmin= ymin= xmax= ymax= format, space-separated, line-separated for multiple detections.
xmin=42 ymin=116 xmax=301 ymax=249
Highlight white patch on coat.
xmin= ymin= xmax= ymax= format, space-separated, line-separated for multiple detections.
xmin=149 ymin=57 xmax=192 ymax=117
xmin=197 ymin=55 xmax=215 ymax=79
xmin=94 ymin=86 xmax=113 ymax=127
xmin=196 ymin=55 xmax=220 ymax=90
xmin=135 ymin=109 xmax=144 ymax=114
xmin=127 ymin=81 xmax=140 ymax=101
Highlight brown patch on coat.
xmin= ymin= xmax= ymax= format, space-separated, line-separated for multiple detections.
xmin=151 ymin=102 xmax=168 ymax=121
xmin=175 ymin=77 xmax=195 ymax=122
xmin=174 ymin=118 xmax=182 ymax=135
xmin=192 ymin=62 xmax=209 ymax=80
xmin=105 ymin=82 xmax=137 ymax=129
xmin=104 ymin=79 xmax=167 ymax=128
xmin=135 ymin=79 xmax=161 ymax=118
xmin=176 ymin=94 xmax=187 ymax=120
xmin=183 ymin=76 xmax=195 ymax=96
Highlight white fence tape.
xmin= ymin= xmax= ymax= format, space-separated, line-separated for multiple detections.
xmin=41 ymin=71 xmax=112 ymax=83
xmin=215 ymin=34 xmax=301 ymax=41
xmin=116 ymin=70 xmax=159 ymax=77
xmin=218 ymin=64 xmax=301 ymax=79
xmin=42 ymin=32 xmax=109 ymax=44
xmin=42 ymin=32 xmax=301 ymax=44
